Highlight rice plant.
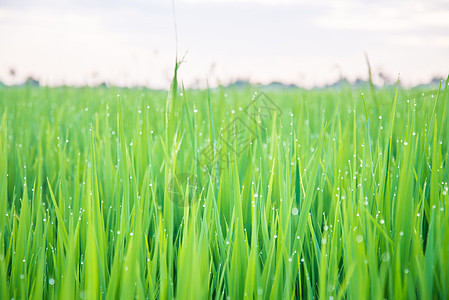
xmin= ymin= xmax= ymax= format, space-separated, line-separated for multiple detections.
xmin=0 ymin=69 xmax=448 ymax=299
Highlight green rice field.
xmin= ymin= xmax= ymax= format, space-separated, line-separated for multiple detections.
xmin=0 ymin=70 xmax=448 ymax=299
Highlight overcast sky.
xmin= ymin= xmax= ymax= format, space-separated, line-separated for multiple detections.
xmin=0 ymin=0 xmax=448 ymax=88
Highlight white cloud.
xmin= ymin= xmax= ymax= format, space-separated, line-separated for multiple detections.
xmin=387 ymin=34 xmax=449 ymax=48
xmin=415 ymin=10 xmax=449 ymax=28
xmin=315 ymin=1 xmax=449 ymax=33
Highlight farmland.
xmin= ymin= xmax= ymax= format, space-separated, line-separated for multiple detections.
xmin=0 ymin=72 xmax=448 ymax=299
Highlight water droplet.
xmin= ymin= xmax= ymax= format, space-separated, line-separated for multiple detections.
xmin=49 ymin=278 xmax=55 ymax=285
xmin=356 ymin=235 xmax=364 ymax=243
xmin=291 ymin=207 xmax=299 ymax=215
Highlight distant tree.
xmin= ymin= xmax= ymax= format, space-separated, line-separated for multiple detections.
xmin=9 ymin=68 xmax=16 ymax=77
xmin=24 ymin=76 xmax=40 ymax=87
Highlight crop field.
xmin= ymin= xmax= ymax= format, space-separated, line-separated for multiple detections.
xmin=0 ymin=70 xmax=448 ymax=299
